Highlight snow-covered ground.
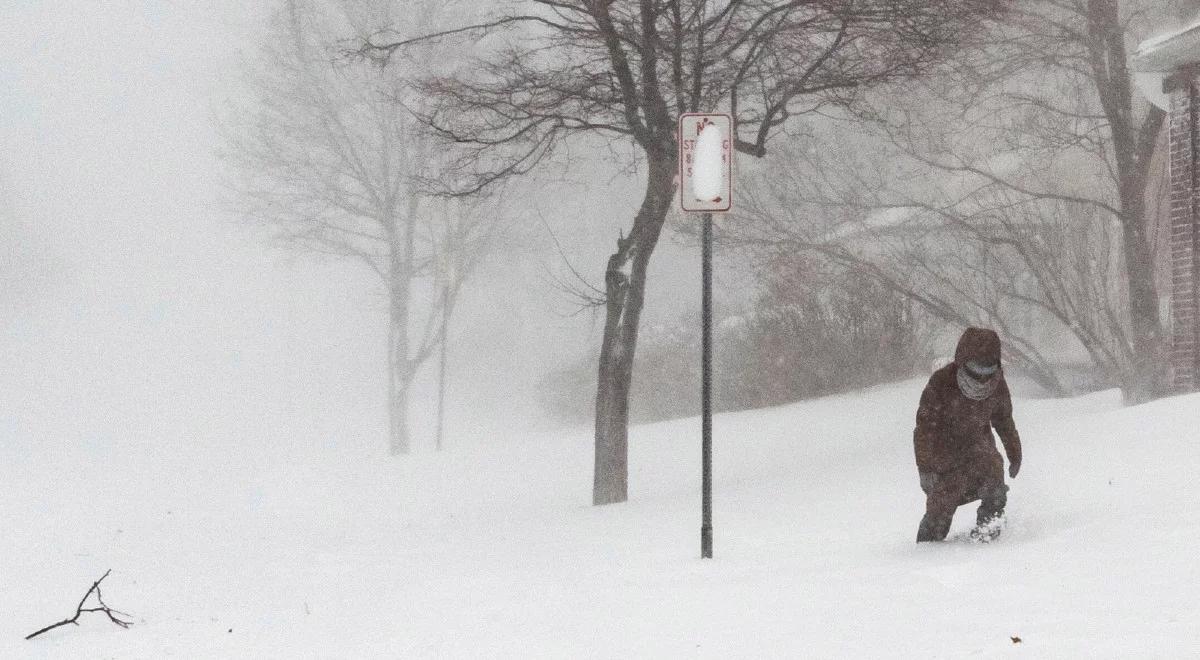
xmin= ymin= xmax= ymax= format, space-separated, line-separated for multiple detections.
xmin=3 ymin=379 xmax=1197 ymax=658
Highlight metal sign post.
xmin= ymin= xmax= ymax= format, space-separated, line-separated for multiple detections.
xmin=680 ymin=113 xmax=732 ymax=559
xmin=700 ymin=210 xmax=714 ymax=559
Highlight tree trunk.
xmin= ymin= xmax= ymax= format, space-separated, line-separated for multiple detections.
xmin=436 ymin=281 xmax=451 ymax=451
xmin=1087 ymin=0 xmax=1167 ymax=402
xmin=388 ymin=290 xmax=411 ymax=455
xmin=1119 ymin=170 xmax=1167 ymax=403
xmin=388 ymin=222 xmax=415 ymax=455
xmin=593 ymin=154 xmax=676 ymax=505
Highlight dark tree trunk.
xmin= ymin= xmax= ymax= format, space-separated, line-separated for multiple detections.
xmin=593 ymin=154 xmax=677 ymax=505
xmin=1119 ymin=145 xmax=1168 ymax=403
xmin=1087 ymin=0 xmax=1167 ymax=402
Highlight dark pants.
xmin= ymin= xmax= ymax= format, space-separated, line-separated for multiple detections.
xmin=917 ymin=450 xmax=1008 ymax=542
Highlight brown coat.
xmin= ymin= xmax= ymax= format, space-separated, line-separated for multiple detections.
xmin=913 ymin=328 xmax=1022 ymax=541
xmin=913 ymin=328 xmax=1022 ymax=477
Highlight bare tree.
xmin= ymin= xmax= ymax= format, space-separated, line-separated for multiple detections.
xmin=981 ymin=0 xmax=1168 ymax=401
xmin=727 ymin=0 xmax=1191 ymax=402
xmin=883 ymin=0 xmax=1179 ymax=401
xmin=354 ymin=0 xmax=994 ymax=504
xmin=731 ymin=150 xmax=1129 ymax=395
xmin=221 ymin=0 xmax=487 ymax=454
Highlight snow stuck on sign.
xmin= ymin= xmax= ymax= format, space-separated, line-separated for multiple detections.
xmin=692 ymin=122 xmax=724 ymax=202
xmin=679 ymin=113 xmax=732 ymax=212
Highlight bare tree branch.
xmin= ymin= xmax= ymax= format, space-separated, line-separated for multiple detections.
xmin=26 ymin=570 xmax=132 ymax=641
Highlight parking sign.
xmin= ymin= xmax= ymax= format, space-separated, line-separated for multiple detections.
xmin=679 ymin=113 xmax=733 ymax=213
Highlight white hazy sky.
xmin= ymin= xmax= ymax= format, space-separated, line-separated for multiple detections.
xmin=0 ymin=2 xmax=419 ymax=456
xmin=1 ymin=1 xmax=717 ymax=457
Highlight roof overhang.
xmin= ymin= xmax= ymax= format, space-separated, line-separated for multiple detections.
xmin=1134 ymin=23 xmax=1200 ymax=72
xmin=1132 ymin=23 xmax=1200 ymax=109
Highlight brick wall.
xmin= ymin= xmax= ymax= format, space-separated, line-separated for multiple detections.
xmin=1168 ymin=72 xmax=1199 ymax=391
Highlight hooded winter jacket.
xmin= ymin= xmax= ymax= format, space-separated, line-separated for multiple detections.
xmin=913 ymin=328 xmax=1022 ymax=476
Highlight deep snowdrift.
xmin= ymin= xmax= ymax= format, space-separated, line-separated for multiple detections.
xmin=3 ymin=380 xmax=1197 ymax=657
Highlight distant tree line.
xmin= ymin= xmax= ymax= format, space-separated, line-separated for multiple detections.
xmin=539 ymin=259 xmax=926 ymax=424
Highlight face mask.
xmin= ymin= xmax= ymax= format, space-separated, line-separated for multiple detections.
xmin=958 ymin=362 xmax=1000 ymax=401
xmin=965 ymin=360 xmax=999 ymax=380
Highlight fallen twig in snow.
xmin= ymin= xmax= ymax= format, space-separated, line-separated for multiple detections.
xmin=25 ymin=570 xmax=132 ymax=640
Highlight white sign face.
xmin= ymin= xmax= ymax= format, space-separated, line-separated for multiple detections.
xmin=679 ymin=113 xmax=733 ymax=213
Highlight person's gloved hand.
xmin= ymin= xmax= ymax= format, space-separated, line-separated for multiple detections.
xmin=919 ymin=471 xmax=939 ymax=495
xmin=1009 ymin=459 xmax=1021 ymax=479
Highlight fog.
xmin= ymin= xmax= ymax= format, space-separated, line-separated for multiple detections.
xmin=1 ymin=1 xmax=709 ymax=458
xmin=4 ymin=0 xmax=1187 ymax=468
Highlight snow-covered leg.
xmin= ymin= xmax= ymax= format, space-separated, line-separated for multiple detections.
xmin=970 ymin=484 xmax=1008 ymax=542
xmin=969 ymin=514 xmax=1006 ymax=543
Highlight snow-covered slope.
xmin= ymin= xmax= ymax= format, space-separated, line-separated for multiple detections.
xmin=3 ymin=380 xmax=1197 ymax=658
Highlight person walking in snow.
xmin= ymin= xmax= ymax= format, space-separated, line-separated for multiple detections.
xmin=913 ymin=327 xmax=1022 ymax=542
